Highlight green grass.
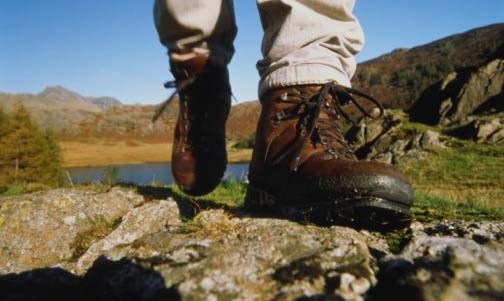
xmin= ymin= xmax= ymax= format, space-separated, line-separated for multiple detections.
xmin=413 ymin=191 xmax=504 ymax=222
xmin=384 ymin=227 xmax=413 ymax=254
xmin=139 ymin=180 xmax=504 ymax=222
xmin=142 ymin=180 xmax=246 ymax=210
xmin=2 ymin=178 xmax=502 ymax=221
xmin=398 ymin=141 xmax=504 ymax=208
xmin=0 ymin=182 xmax=50 ymax=197
xmin=232 ymin=133 xmax=256 ymax=149
xmin=173 ymin=180 xmax=247 ymax=209
xmin=69 ymin=215 xmax=123 ymax=261
xmin=2 ymin=138 xmax=502 ymax=223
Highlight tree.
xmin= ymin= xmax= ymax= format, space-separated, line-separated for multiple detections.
xmin=0 ymin=107 xmax=7 ymax=128
xmin=369 ymin=74 xmax=382 ymax=86
xmin=357 ymin=71 xmax=368 ymax=83
xmin=39 ymin=129 xmax=63 ymax=186
xmin=0 ymin=107 xmax=10 ymax=185
xmin=389 ymin=72 xmax=401 ymax=87
xmin=0 ymin=104 xmax=62 ymax=186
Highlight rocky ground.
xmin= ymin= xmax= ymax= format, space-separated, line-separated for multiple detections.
xmin=1 ymin=188 xmax=503 ymax=301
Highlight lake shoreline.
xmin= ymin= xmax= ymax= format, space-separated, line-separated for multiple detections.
xmin=66 ymin=162 xmax=250 ymax=185
xmin=60 ymin=140 xmax=252 ymax=168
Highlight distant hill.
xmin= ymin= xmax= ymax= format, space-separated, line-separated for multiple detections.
xmin=0 ymin=86 xmax=122 ymax=130
xmin=352 ymin=23 xmax=504 ymax=110
xmin=63 ymin=98 xmax=261 ymax=142
xmin=2 ymin=23 xmax=502 ymax=141
xmin=86 ymin=96 xmax=122 ymax=110
xmin=226 ymin=101 xmax=261 ymax=140
xmin=65 ymin=102 xmax=177 ymax=140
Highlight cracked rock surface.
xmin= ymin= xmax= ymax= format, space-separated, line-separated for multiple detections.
xmin=0 ymin=188 xmax=503 ymax=301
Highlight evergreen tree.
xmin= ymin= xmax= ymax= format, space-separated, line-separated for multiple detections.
xmin=0 ymin=107 xmax=9 ymax=139
xmin=0 ymin=105 xmax=62 ymax=186
xmin=0 ymin=107 xmax=7 ymax=129
xmin=39 ymin=129 xmax=63 ymax=185
xmin=0 ymin=107 xmax=10 ymax=186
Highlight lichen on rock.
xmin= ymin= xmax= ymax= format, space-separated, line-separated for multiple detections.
xmin=0 ymin=188 xmax=503 ymax=301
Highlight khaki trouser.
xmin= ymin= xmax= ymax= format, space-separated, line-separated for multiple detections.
xmin=154 ymin=0 xmax=364 ymax=97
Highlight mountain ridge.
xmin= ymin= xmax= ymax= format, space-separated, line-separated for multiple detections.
xmin=0 ymin=86 xmax=122 ymax=130
xmin=352 ymin=23 xmax=504 ymax=110
xmin=1 ymin=23 xmax=502 ymax=140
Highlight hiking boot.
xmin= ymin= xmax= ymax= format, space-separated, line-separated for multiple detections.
xmin=154 ymin=55 xmax=231 ymax=195
xmin=246 ymin=83 xmax=414 ymax=228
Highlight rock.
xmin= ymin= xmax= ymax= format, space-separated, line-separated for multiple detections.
xmin=104 ymin=215 xmax=376 ymax=301
xmin=476 ymin=118 xmax=504 ymax=144
xmin=488 ymin=127 xmax=504 ymax=144
xmin=410 ymin=59 xmax=504 ymax=125
xmin=390 ymin=139 xmax=409 ymax=156
xmin=75 ymin=199 xmax=181 ymax=274
xmin=372 ymin=220 xmax=504 ymax=301
xmin=376 ymin=236 xmax=504 ymax=301
xmin=447 ymin=59 xmax=504 ymax=124
xmin=346 ymin=110 xmax=445 ymax=164
xmin=373 ymin=152 xmax=393 ymax=164
xmin=420 ymin=220 xmax=504 ymax=244
xmin=347 ymin=110 xmax=403 ymax=151
xmin=420 ymin=130 xmax=446 ymax=148
xmin=1 ymin=189 xmax=503 ymax=301
xmin=0 ymin=187 xmax=144 ymax=274
xmin=401 ymin=148 xmax=428 ymax=163
xmin=476 ymin=118 xmax=502 ymax=143
xmin=447 ymin=115 xmax=504 ymax=144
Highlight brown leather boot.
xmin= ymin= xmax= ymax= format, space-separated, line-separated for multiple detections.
xmin=154 ymin=55 xmax=231 ymax=196
xmin=246 ymin=83 xmax=414 ymax=228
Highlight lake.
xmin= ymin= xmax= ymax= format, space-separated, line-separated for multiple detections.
xmin=66 ymin=162 xmax=250 ymax=185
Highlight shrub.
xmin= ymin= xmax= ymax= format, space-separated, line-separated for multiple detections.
xmin=233 ymin=133 xmax=256 ymax=149
xmin=102 ymin=166 xmax=120 ymax=186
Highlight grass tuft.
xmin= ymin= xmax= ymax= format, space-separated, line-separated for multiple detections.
xmin=398 ymin=141 xmax=503 ymax=208
xmin=1 ymin=182 xmax=50 ymax=197
xmin=412 ymin=192 xmax=504 ymax=222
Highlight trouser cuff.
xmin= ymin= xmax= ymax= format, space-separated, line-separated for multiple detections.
xmin=258 ymin=64 xmax=351 ymax=99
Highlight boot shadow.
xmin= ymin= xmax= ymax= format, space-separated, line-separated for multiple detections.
xmin=121 ymin=183 xmax=409 ymax=232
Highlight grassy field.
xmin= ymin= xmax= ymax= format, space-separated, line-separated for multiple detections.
xmin=397 ymin=141 xmax=504 ymax=208
xmin=7 ymin=136 xmax=502 ymax=221
xmin=137 ymin=181 xmax=504 ymax=221
xmin=60 ymin=140 xmax=252 ymax=167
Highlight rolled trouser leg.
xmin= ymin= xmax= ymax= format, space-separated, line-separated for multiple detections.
xmin=256 ymin=0 xmax=364 ymax=97
xmin=154 ymin=0 xmax=237 ymax=65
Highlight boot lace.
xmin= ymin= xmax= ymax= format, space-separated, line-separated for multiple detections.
xmin=151 ymin=65 xmax=233 ymax=152
xmin=151 ymin=66 xmax=235 ymax=124
xmin=269 ymin=82 xmax=384 ymax=171
xmin=151 ymin=75 xmax=196 ymax=124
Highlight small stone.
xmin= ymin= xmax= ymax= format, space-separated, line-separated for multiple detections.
xmin=420 ymin=130 xmax=445 ymax=148
xmin=488 ymin=127 xmax=504 ymax=144
xmin=63 ymin=216 xmax=76 ymax=226
xmin=476 ymin=119 xmax=502 ymax=143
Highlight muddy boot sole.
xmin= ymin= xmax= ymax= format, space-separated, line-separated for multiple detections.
xmin=245 ymin=185 xmax=411 ymax=231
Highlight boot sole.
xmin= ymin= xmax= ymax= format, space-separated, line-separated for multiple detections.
xmin=245 ymin=185 xmax=411 ymax=230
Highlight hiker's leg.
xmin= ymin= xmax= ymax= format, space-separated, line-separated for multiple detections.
xmin=153 ymin=0 xmax=236 ymax=195
xmin=256 ymin=0 xmax=364 ymax=97
xmin=248 ymin=0 xmax=413 ymax=227
xmin=154 ymin=0 xmax=237 ymax=65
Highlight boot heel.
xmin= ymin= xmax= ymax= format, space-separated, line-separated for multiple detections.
xmin=244 ymin=185 xmax=277 ymax=210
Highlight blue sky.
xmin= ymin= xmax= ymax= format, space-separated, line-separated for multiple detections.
xmin=0 ymin=1 xmax=502 ymax=104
